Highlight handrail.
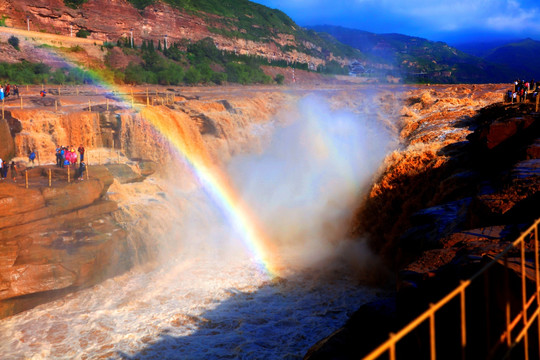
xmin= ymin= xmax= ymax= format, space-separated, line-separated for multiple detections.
xmin=363 ymin=217 xmax=540 ymax=360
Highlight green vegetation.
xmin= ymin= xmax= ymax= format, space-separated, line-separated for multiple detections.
xmin=0 ymin=61 xmax=92 ymax=85
xmin=123 ymin=0 xmax=361 ymax=60
xmin=0 ymin=15 xmax=8 ymax=27
xmin=64 ymin=0 xmax=88 ymax=9
xmin=76 ymin=29 xmax=90 ymax=38
xmin=275 ymin=73 xmax=284 ymax=85
xmin=118 ymin=37 xmax=277 ymax=85
xmin=317 ymin=60 xmax=348 ymax=75
xmin=310 ymin=25 xmax=517 ymax=83
xmin=8 ymin=36 xmax=19 ymax=50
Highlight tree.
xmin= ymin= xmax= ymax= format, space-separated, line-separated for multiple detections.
xmin=8 ymin=36 xmax=19 ymax=50
xmin=76 ymin=29 xmax=90 ymax=38
xmin=275 ymin=73 xmax=285 ymax=85
xmin=184 ymin=67 xmax=201 ymax=85
xmin=7 ymin=35 xmax=20 ymax=50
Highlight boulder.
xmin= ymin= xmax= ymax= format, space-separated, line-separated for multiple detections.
xmin=527 ymin=138 xmax=540 ymax=159
xmin=0 ymin=118 xmax=15 ymax=160
xmin=105 ymin=163 xmax=144 ymax=184
xmin=0 ymin=183 xmax=45 ymax=218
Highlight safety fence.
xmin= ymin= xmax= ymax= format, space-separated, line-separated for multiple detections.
xmin=363 ymin=218 xmax=540 ymax=360
xmin=1 ymin=148 xmax=129 ymax=189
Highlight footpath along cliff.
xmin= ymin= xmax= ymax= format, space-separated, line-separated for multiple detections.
xmin=305 ymin=87 xmax=540 ymax=359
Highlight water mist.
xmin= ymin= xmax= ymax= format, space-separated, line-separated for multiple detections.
xmin=227 ymin=95 xmax=392 ymax=275
xmin=0 ymin=91 xmax=395 ymax=360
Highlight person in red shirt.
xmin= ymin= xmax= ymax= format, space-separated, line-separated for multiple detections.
xmin=78 ymin=145 xmax=85 ymax=163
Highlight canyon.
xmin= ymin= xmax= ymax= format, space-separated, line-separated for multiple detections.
xmin=0 ymin=82 xmax=538 ymax=359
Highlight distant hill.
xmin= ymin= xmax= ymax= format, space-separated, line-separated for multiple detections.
xmin=452 ymin=39 xmax=519 ymax=58
xmin=482 ymin=38 xmax=540 ymax=79
xmin=309 ymin=25 xmax=514 ymax=83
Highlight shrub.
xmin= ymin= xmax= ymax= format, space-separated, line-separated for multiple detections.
xmin=8 ymin=36 xmax=19 ymax=50
xmin=184 ymin=67 xmax=202 ymax=85
xmin=275 ymin=73 xmax=284 ymax=85
xmin=64 ymin=0 xmax=88 ymax=9
xmin=211 ymin=72 xmax=227 ymax=85
xmin=76 ymin=29 xmax=90 ymax=38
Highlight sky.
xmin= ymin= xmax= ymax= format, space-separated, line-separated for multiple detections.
xmin=251 ymin=0 xmax=540 ymax=44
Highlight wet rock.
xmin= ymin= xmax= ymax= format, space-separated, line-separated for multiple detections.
xmin=0 ymin=184 xmax=45 ymax=218
xmin=0 ymin=118 xmax=15 ymax=160
xmin=0 ymin=164 xmax=132 ymax=318
xmin=478 ymin=116 xmax=535 ymax=150
xmin=526 ymin=138 xmax=540 ymax=159
xmin=217 ymin=100 xmax=237 ymax=114
xmin=400 ymin=198 xmax=472 ymax=252
xmin=304 ymin=297 xmax=397 ymax=360
xmin=138 ymin=160 xmax=157 ymax=177
xmin=105 ymin=164 xmax=144 ymax=184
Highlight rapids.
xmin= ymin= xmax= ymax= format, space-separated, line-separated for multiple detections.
xmin=0 ymin=253 xmax=378 ymax=359
xmin=1 ymin=84 xmax=505 ymax=359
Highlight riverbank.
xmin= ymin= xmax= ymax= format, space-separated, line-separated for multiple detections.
xmin=305 ymin=96 xmax=540 ymax=359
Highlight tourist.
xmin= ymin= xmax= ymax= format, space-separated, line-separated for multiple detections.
xmin=12 ymin=85 xmax=19 ymax=98
xmin=77 ymin=161 xmax=86 ymax=180
xmin=2 ymin=159 xmax=7 ymax=179
xmin=512 ymin=91 xmax=517 ymax=103
xmin=28 ymin=150 xmax=36 ymax=166
xmin=56 ymin=145 xmax=62 ymax=167
xmin=60 ymin=146 xmax=66 ymax=168
xmin=0 ymin=85 xmax=4 ymax=101
xmin=10 ymin=161 xmax=17 ymax=182
xmin=0 ymin=157 xmax=3 ymax=180
xmin=5 ymin=83 xmax=10 ymax=97
xmin=78 ymin=144 xmax=85 ymax=163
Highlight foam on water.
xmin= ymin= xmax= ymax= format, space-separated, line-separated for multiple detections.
xmin=0 ymin=92 xmax=394 ymax=359
xmin=0 ymin=253 xmax=377 ymax=359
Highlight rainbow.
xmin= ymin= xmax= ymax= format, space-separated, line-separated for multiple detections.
xmin=140 ymin=107 xmax=282 ymax=277
xmin=31 ymin=45 xmax=282 ymax=277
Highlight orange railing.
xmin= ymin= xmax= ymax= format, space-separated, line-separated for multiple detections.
xmin=364 ymin=218 xmax=540 ymax=360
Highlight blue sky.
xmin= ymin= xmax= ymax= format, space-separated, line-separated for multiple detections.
xmin=251 ymin=0 xmax=540 ymax=44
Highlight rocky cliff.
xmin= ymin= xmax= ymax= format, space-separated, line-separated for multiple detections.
xmin=0 ymin=0 xmax=347 ymax=68
xmin=305 ymin=86 xmax=540 ymax=359
xmin=0 ymin=85 xmax=294 ymax=318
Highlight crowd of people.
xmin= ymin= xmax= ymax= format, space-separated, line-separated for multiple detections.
xmin=508 ymin=79 xmax=540 ymax=103
xmin=0 ymin=158 xmax=18 ymax=181
xmin=0 ymin=145 xmax=87 ymax=184
xmin=0 ymin=83 xmax=20 ymax=100
xmin=56 ymin=145 xmax=86 ymax=180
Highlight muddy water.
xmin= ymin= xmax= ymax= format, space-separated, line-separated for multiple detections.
xmin=0 ymin=254 xmax=377 ymax=359
xmin=0 ymin=90 xmax=392 ymax=360
xmin=0 ymin=84 xmax=504 ymax=359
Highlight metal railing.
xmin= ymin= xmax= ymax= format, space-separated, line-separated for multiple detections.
xmin=364 ymin=218 xmax=540 ymax=360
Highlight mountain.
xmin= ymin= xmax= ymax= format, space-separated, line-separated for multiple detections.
xmin=452 ymin=39 xmax=519 ymax=58
xmin=309 ymin=25 xmax=514 ymax=83
xmin=0 ymin=0 xmax=360 ymax=71
xmin=482 ymin=38 xmax=540 ymax=79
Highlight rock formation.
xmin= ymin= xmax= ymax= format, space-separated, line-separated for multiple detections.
xmin=0 ymin=85 xmax=293 ymax=318
xmin=305 ymin=87 xmax=540 ymax=359
xmin=0 ymin=0 xmax=336 ymax=68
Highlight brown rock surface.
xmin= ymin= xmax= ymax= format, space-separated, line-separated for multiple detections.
xmin=0 ymin=0 xmax=335 ymax=68
xmin=307 ymin=87 xmax=539 ymax=360
xmin=0 ymin=164 xmax=134 ymax=318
